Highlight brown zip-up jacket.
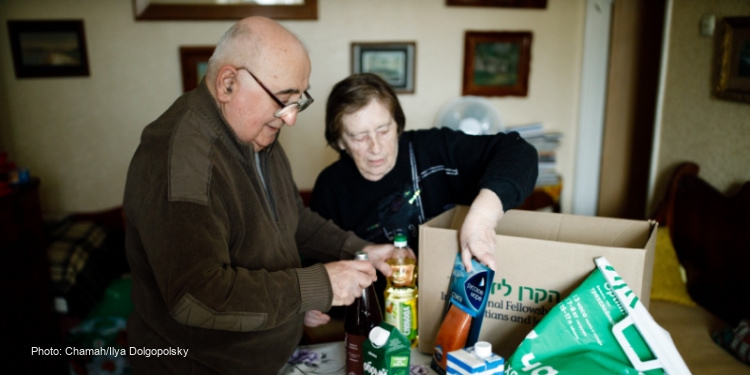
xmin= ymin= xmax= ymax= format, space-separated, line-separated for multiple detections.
xmin=123 ymin=81 xmax=367 ymax=374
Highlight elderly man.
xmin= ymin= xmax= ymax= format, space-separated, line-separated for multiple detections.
xmin=123 ymin=17 xmax=392 ymax=374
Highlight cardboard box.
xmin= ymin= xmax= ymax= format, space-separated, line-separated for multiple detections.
xmin=417 ymin=206 xmax=656 ymax=358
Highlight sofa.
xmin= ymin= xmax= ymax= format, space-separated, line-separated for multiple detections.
xmin=647 ymin=162 xmax=749 ymax=373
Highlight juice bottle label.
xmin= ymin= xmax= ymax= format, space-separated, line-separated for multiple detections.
xmin=385 ymin=289 xmax=418 ymax=344
xmin=388 ymin=261 xmax=415 ymax=287
xmin=345 ymin=333 xmax=367 ymax=375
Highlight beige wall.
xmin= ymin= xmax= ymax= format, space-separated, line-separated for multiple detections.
xmin=651 ymin=0 xmax=750 ymax=213
xmin=0 ymin=0 xmax=585 ymax=214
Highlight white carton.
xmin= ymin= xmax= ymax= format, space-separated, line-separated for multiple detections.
xmin=447 ymin=341 xmax=504 ymax=375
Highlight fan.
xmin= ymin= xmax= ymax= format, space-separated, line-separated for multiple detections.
xmin=434 ymin=96 xmax=504 ymax=135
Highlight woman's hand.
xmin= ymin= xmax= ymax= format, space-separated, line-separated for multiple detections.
xmin=459 ymin=188 xmax=503 ymax=272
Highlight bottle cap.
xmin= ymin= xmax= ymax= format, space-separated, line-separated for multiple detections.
xmin=368 ymin=326 xmax=390 ymax=347
xmin=474 ymin=341 xmax=492 ymax=358
xmin=394 ymin=232 xmax=407 ymax=248
xmin=355 ymin=251 xmax=369 ymax=261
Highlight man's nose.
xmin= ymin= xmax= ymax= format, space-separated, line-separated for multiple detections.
xmin=280 ymin=110 xmax=298 ymax=126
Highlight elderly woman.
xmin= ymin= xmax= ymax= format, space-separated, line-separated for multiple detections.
xmin=310 ymin=73 xmax=538 ymax=274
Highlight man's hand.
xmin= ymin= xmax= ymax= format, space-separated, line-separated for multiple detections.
xmin=460 ymin=188 xmax=502 ymax=272
xmin=304 ymin=310 xmax=330 ymax=327
xmin=361 ymin=243 xmax=409 ymax=277
xmin=323 ymin=259 xmax=377 ymax=306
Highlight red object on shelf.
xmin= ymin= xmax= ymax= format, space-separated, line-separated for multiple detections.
xmin=0 ymin=151 xmax=18 ymax=185
xmin=0 ymin=182 xmax=10 ymax=197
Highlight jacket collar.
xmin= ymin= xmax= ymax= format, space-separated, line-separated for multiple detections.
xmin=189 ymin=79 xmax=278 ymax=162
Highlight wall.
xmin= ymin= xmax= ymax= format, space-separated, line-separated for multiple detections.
xmin=598 ymin=0 xmax=664 ymax=219
xmin=0 ymin=0 xmax=585 ymax=214
xmin=651 ymin=0 xmax=750 ymax=213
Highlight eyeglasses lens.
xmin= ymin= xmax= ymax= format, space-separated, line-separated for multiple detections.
xmin=274 ymin=94 xmax=313 ymax=118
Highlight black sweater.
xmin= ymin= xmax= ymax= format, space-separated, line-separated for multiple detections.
xmin=310 ymin=127 xmax=539 ymax=251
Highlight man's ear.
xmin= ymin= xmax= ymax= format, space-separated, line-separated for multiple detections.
xmin=215 ymin=66 xmax=237 ymax=103
xmin=337 ymin=139 xmax=347 ymax=151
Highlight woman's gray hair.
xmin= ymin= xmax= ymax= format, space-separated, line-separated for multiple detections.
xmin=325 ymin=73 xmax=406 ymax=156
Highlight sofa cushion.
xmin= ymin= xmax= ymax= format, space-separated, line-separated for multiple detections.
xmin=649 ymin=301 xmax=746 ymax=372
xmin=671 ymin=174 xmax=750 ymax=326
xmin=46 ymin=218 xmax=128 ymax=317
xmin=650 ymin=226 xmax=696 ymax=307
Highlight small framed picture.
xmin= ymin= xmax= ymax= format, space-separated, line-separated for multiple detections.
xmin=446 ymin=0 xmax=547 ymax=8
xmin=715 ymin=17 xmax=750 ymax=104
xmin=7 ymin=20 xmax=90 ymax=78
xmin=133 ymin=0 xmax=318 ymax=21
xmin=179 ymin=46 xmax=215 ymax=92
xmin=462 ymin=31 xmax=532 ymax=97
xmin=352 ymin=42 xmax=416 ymax=94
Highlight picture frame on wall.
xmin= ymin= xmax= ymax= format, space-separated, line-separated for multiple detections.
xmin=462 ymin=31 xmax=532 ymax=97
xmin=133 ymin=0 xmax=318 ymax=21
xmin=179 ymin=46 xmax=215 ymax=92
xmin=446 ymin=0 xmax=547 ymax=8
xmin=352 ymin=42 xmax=416 ymax=94
xmin=715 ymin=16 xmax=750 ymax=104
xmin=7 ymin=20 xmax=90 ymax=78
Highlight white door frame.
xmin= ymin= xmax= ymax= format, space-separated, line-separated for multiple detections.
xmin=572 ymin=0 xmax=614 ymax=216
xmin=647 ymin=0 xmax=673 ymax=212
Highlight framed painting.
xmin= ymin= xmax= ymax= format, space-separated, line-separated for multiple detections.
xmin=446 ymin=0 xmax=547 ymax=8
xmin=352 ymin=42 xmax=416 ymax=94
xmin=7 ymin=20 xmax=90 ymax=78
xmin=462 ymin=31 xmax=532 ymax=97
xmin=715 ymin=17 xmax=750 ymax=104
xmin=133 ymin=0 xmax=318 ymax=20
xmin=179 ymin=46 xmax=214 ymax=92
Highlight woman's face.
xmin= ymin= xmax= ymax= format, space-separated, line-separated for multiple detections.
xmin=337 ymin=99 xmax=399 ymax=182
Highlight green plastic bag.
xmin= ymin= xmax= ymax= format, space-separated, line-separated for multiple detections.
xmin=506 ymin=257 xmax=690 ymax=375
xmin=87 ymin=277 xmax=133 ymax=319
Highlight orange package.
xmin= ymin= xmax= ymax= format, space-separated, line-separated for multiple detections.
xmin=430 ymin=253 xmax=495 ymax=375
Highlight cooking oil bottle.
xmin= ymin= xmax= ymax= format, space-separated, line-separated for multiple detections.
xmin=384 ymin=232 xmax=418 ymax=347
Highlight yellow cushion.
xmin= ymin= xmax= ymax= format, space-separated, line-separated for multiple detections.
xmin=650 ymin=226 xmax=697 ymax=306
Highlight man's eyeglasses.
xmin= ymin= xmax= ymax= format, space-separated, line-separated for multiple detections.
xmin=237 ymin=67 xmax=313 ymax=118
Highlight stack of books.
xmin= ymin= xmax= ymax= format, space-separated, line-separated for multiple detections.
xmin=505 ymin=123 xmax=562 ymax=187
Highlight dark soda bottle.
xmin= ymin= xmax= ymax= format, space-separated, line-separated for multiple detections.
xmin=344 ymin=251 xmax=383 ymax=375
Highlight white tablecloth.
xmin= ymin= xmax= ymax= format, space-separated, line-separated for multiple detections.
xmin=277 ymin=341 xmax=437 ymax=375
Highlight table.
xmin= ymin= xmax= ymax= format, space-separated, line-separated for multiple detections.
xmin=278 ymin=341 xmax=438 ymax=375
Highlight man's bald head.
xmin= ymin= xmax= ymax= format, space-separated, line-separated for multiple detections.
xmin=206 ymin=16 xmax=308 ymax=91
xmin=204 ymin=16 xmax=312 ymax=150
